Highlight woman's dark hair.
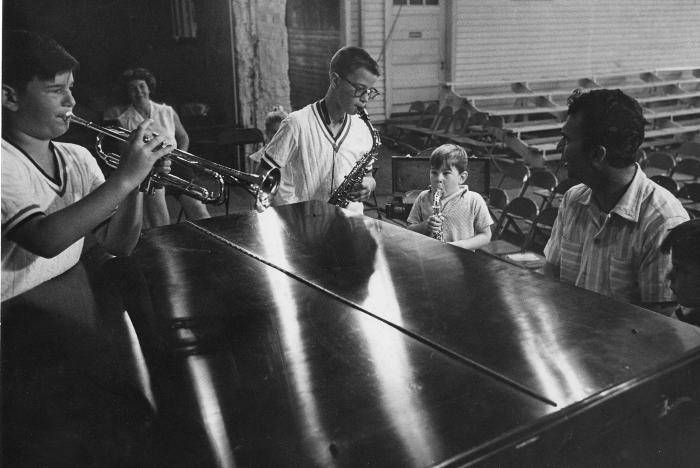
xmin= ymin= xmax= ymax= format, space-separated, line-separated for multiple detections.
xmin=119 ymin=67 xmax=157 ymax=97
xmin=2 ymin=30 xmax=79 ymax=93
xmin=566 ymin=88 xmax=646 ymax=168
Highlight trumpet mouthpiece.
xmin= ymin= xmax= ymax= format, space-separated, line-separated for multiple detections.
xmin=62 ymin=112 xmax=74 ymax=123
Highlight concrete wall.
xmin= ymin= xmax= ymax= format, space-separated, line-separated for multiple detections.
xmin=231 ymin=0 xmax=291 ymax=129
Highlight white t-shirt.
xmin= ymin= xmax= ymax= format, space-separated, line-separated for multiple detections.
xmin=1 ymin=139 xmax=105 ymax=301
xmin=261 ymin=101 xmax=374 ymax=213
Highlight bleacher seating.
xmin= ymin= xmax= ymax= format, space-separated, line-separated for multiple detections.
xmin=445 ymin=67 xmax=700 ymax=166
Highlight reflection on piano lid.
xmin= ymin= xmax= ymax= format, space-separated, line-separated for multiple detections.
xmin=112 ymin=200 xmax=700 ymax=467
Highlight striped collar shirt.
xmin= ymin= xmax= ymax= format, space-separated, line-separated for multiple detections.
xmin=261 ymin=101 xmax=372 ymax=212
xmin=544 ymin=165 xmax=689 ymax=304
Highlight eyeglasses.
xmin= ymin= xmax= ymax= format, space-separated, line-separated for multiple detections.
xmin=338 ymin=74 xmax=380 ymax=100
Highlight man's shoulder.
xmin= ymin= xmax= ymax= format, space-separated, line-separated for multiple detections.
xmin=558 ymin=182 xmax=589 ymax=208
xmin=638 ymin=176 xmax=688 ymax=223
xmin=563 ymin=182 xmax=588 ymax=198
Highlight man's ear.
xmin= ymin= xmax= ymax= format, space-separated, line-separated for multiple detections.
xmin=591 ymin=145 xmax=607 ymax=168
xmin=2 ymin=84 xmax=19 ymax=111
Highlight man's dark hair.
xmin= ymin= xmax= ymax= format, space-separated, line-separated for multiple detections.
xmin=330 ymin=46 xmax=380 ymax=78
xmin=119 ymin=67 xmax=157 ymax=99
xmin=566 ymin=88 xmax=646 ymax=168
xmin=661 ymin=218 xmax=700 ymax=265
xmin=2 ymin=30 xmax=79 ymax=93
xmin=430 ymin=144 xmax=469 ymax=173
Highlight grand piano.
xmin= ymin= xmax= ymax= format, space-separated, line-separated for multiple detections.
xmin=94 ymin=199 xmax=700 ymax=467
xmin=3 ymin=202 xmax=700 ymax=467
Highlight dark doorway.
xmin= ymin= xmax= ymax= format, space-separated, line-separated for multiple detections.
xmin=285 ymin=0 xmax=340 ymax=110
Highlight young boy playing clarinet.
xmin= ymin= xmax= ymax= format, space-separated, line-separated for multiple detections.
xmin=407 ymin=144 xmax=492 ymax=250
xmin=2 ymin=30 xmax=173 ymax=301
xmin=661 ymin=219 xmax=700 ymax=326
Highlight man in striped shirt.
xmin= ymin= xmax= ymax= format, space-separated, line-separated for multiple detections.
xmin=544 ymin=89 xmax=688 ymax=311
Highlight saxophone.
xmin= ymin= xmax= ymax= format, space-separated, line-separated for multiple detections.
xmin=328 ymin=106 xmax=381 ymax=208
xmin=431 ymin=183 xmax=445 ymax=242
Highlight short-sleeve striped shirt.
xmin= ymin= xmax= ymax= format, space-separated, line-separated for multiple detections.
xmin=407 ymin=187 xmax=493 ymax=245
xmin=544 ymin=165 xmax=689 ymax=304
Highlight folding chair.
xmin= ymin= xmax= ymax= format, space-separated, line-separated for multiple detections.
xmin=643 ymin=151 xmax=676 ymax=178
xmin=430 ymin=107 xmax=469 ymax=145
xmin=480 ymin=197 xmax=538 ymax=257
xmin=493 ymin=158 xmax=531 ymax=199
xmin=534 ymin=177 xmax=577 ymax=210
xmin=402 ymin=105 xmax=454 ymax=149
xmin=675 ymin=141 xmax=700 ymax=161
xmin=671 ymin=158 xmax=700 ymax=185
xmin=382 ymin=101 xmax=426 ymax=147
xmin=391 ymin=102 xmax=439 ymax=141
xmin=678 ymin=182 xmax=700 ymax=218
xmin=495 ymin=205 xmax=558 ymax=270
xmin=522 ymin=169 xmax=558 ymax=210
xmin=522 ymin=206 xmax=558 ymax=254
xmin=487 ymin=187 xmax=509 ymax=223
xmin=650 ymin=175 xmax=681 ymax=196
xmin=447 ymin=113 xmax=502 ymax=157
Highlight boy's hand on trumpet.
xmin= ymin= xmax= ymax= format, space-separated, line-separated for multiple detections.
xmin=115 ymin=119 xmax=174 ymax=187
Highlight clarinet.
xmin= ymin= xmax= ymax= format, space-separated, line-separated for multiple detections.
xmin=431 ymin=183 xmax=445 ymax=242
xmin=328 ymin=106 xmax=381 ymax=208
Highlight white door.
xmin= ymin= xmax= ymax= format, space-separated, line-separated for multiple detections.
xmin=385 ymin=0 xmax=444 ymax=115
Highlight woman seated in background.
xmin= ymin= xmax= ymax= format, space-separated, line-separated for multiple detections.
xmin=104 ymin=67 xmax=209 ymax=227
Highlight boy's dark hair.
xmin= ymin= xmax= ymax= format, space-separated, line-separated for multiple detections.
xmin=660 ymin=218 xmax=700 ymax=265
xmin=119 ymin=67 xmax=157 ymax=98
xmin=430 ymin=144 xmax=469 ymax=173
xmin=566 ymin=88 xmax=646 ymax=168
xmin=330 ymin=46 xmax=380 ymax=78
xmin=2 ymin=30 xmax=79 ymax=93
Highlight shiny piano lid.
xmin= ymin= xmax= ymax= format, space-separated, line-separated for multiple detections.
xmin=125 ymin=200 xmax=700 ymax=466
xmin=188 ymin=200 xmax=700 ymax=407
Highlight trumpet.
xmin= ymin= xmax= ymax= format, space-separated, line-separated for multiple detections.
xmin=63 ymin=112 xmax=280 ymax=207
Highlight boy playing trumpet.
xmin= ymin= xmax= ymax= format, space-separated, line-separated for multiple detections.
xmin=1 ymin=30 xmax=172 ymax=300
